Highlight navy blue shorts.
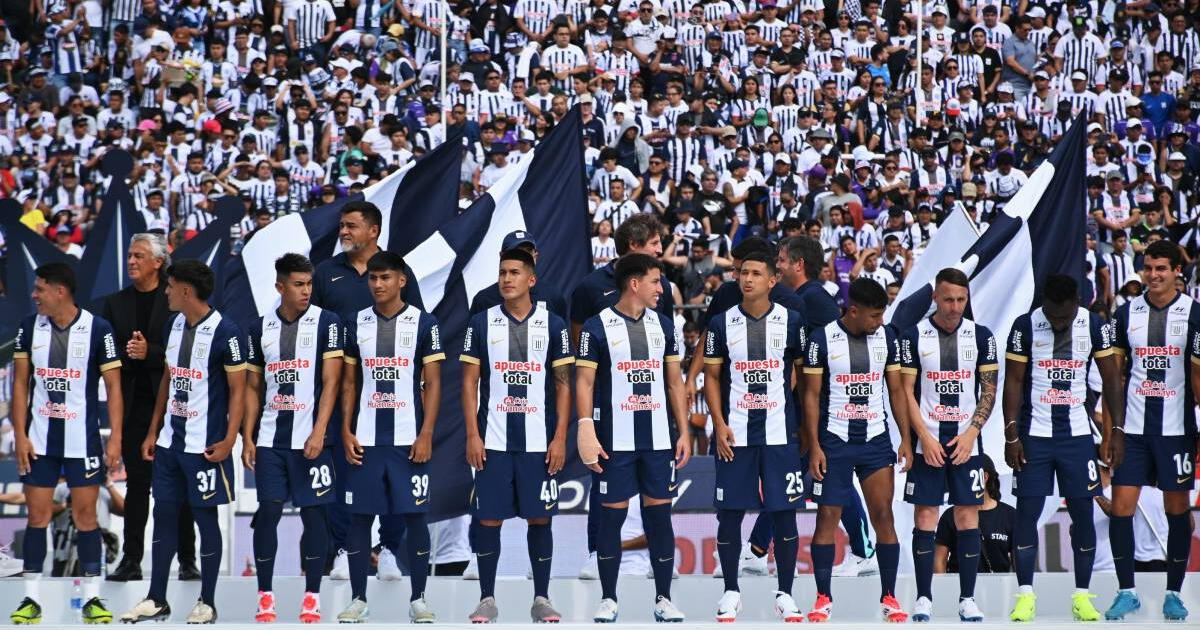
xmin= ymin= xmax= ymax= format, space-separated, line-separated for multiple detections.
xmin=344 ymin=446 xmax=429 ymax=515
xmin=594 ymin=449 xmax=675 ymax=503
xmin=715 ymin=445 xmax=808 ymax=511
xmin=255 ymin=446 xmax=336 ymax=507
xmin=22 ymin=454 xmax=104 ymax=488
xmin=152 ymin=449 xmax=235 ymax=507
xmin=472 ymin=450 xmax=558 ymax=520
xmin=1012 ymin=435 xmax=1101 ymax=498
xmin=812 ymin=433 xmax=894 ymax=506
xmin=904 ymin=454 xmax=986 ymax=506
xmin=1111 ymin=433 xmax=1196 ymax=491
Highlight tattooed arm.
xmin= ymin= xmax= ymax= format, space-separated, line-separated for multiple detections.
xmin=547 ymin=363 xmax=572 ymax=475
xmin=947 ymin=368 xmax=998 ymax=466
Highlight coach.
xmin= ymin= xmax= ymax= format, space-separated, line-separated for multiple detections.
xmin=102 ymin=233 xmax=199 ymax=582
xmin=468 ymin=230 xmax=566 ymax=316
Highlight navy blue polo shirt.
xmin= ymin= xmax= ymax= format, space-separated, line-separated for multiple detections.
xmin=701 ymin=280 xmax=808 ymax=329
xmin=569 ymin=260 xmax=675 ymax=325
xmin=311 ymin=252 xmax=424 ymax=323
xmin=470 ymin=281 xmax=567 ymax=317
xmin=795 ymin=279 xmax=841 ymax=328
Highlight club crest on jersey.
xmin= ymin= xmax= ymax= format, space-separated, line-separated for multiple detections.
xmin=649 ymin=333 xmax=664 ymax=349
xmin=195 ymin=343 xmax=209 ymax=359
xmin=770 ymin=333 xmax=785 ymax=350
xmin=71 ymin=342 xmax=85 ymax=359
xmin=962 ymin=346 xmax=976 ymax=362
xmin=1075 ymin=337 xmax=1090 ymax=353
xmin=300 ymin=333 xmax=314 ymax=348
xmin=532 ymin=335 xmax=547 ymax=352
xmin=399 ymin=332 xmax=415 ymax=348
xmin=1170 ymin=322 xmax=1184 ymax=337
xmin=871 ymin=344 xmax=886 ymax=363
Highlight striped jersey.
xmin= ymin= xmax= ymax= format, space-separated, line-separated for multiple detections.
xmin=1111 ymin=293 xmax=1200 ymax=437
xmin=577 ymin=307 xmax=681 ymax=452
xmin=246 ymin=306 xmax=343 ymax=450
xmin=289 ymin=0 xmax=335 ymax=50
xmin=703 ymin=304 xmax=805 ymax=446
xmin=804 ymin=320 xmax=900 ymax=443
xmin=158 ymin=310 xmax=247 ymax=454
xmin=899 ymin=317 xmax=998 ymax=453
xmin=344 ymin=305 xmax=444 ymax=447
xmin=14 ymin=310 xmax=121 ymax=458
xmin=460 ymin=304 xmax=573 ymax=452
xmin=1006 ymin=307 xmax=1112 ymax=438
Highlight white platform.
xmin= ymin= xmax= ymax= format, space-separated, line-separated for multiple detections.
xmin=4 ymin=574 xmax=1198 ymax=625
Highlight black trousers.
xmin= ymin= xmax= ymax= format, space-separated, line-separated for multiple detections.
xmin=121 ymin=391 xmax=196 ymax=564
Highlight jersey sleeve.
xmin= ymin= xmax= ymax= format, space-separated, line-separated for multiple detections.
xmin=786 ymin=309 xmax=806 ymax=365
xmin=803 ymin=328 xmax=827 ymax=374
xmin=1090 ymin=312 xmax=1115 ymax=359
xmin=13 ymin=316 xmax=33 ymax=359
xmin=343 ymin=317 xmax=359 ymax=363
xmin=885 ymin=326 xmax=901 ymax=372
xmin=576 ymin=316 xmax=606 ymax=369
xmin=703 ymin=315 xmax=727 ymax=364
xmin=321 ymin=310 xmax=344 ymax=360
xmin=549 ymin=313 xmax=575 ymax=368
xmin=1005 ymin=314 xmax=1032 ymax=362
xmin=459 ymin=312 xmax=484 ymax=365
xmin=1110 ymin=303 xmax=1130 ymax=356
xmin=220 ymin=322 xmax=247 ymax=371
xmin=975 ymin=324 xmax=999 ymax=372
xmin=898 ymin=326 xmax=919 ymax=374
xmin=662 ymin=313 xmax=681 ymax=362
xmin=93 ymin=317 xmax=122 ymax=372
xmin=418 ymin=313 xmax=446 ymax=364
xmin=245 ymin=319 xmax=264 ymax=373
xmin=1189 ymin=301 xmax=1200 ymax=365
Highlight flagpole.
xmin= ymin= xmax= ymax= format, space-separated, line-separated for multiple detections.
xmin=440 ymin=0 xmax=448 ymax=108
xmin=915 ymin=0 xmax=924 ymax=128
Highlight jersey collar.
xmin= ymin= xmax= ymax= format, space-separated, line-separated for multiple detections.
xmin=373 ymin=303 xmax=410 ymax=321
xmin=185 ymin=308 xmax=216 ymax=331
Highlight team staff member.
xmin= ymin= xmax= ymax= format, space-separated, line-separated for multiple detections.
xmin=933 ymin=456 xmax=1015 ymax=574
xmin=10 ymin=263 xmax=124 ymax=625
xmin=703 ymin=251 xmax=807 ymax=622
xmin=899 ymin=268 xmax=999 ymax=623
xmin=1105 ymin=240 xmax=1199 ymax=622
xmin=243 ymin=254 xmax=343 ymax=624
xmin=1004 ymin=274 xmax=1121 ymax=623
xmin=102 ymin=233 xmax=199 ymax=584
xmin=311 ymin=201 xmax=416 ymax=580
xmin=804 ymin=278 xmax=912 ymax=623
xmin=461 ymin=248 xmax=572 ymax=623
xmin=577 ymin=253 xmax=691 ymax=623
xmin=468 ymin=231 xmax=567 ymax=316
xmin=122 ymin=260 xmax=247 ymax=625
xmin=338 ymin=252 xmax=444 ymax=624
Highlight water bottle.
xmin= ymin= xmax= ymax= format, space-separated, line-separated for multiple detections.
xmin=70 ymin=579 xmax=83 ymax=610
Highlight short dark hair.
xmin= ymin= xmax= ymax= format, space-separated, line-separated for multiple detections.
xmin=1144 ymin=239 xmax=1181 ymax=269
xmin=615 ymin=214 xmax=662 ymax=255
xmin=848 ymin=277 xmax=888 ymax=310
xmin=275 ymin=252 xmax=314 ymax=278
xmin=499 ymin=247 xmax=536 ymax=272
xmin=35 ymin=262 xmax=76 ymax=295
xmin=740 ymin=250 xmax=777 ymax=275
xmin=341 ymin=200 xmax=382 ymax=228
xmin=783 ymin=236 xmax=825 ymax=281
xmin=167 ymin=259 xmax=215 ymax=301
xmin=731 ymin=236 xmax=771 ymax=260
xmin=1041 ymin=273 xmax=1078 ymax=305
xmin=935 ymin=267 xmax=969 ymax=289
xmin=614 ymin=253 xmax=662 ymax=292
xmin=366 ymin=251 xmax=406 ymax=273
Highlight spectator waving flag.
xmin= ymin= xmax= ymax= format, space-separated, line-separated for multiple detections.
xmin=0 ymin=199 xmax=77 ymax=333
xmin=887 ymin=113 xmax=1090 ymax=473
xmin=172 ymin=195 xmax=244 ymax=308
xmin=75 ymin=151 xmax=147 ymax=308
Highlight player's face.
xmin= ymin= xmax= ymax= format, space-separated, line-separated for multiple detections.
xmin=932 ymin=281 xmax=968 ymax=328
xmin=738 ymin=260 xmax=776 ymax=300
xmin=276 ymin=272 xmax=313 ymax=312
xmin=127 ymin=239 xmax=163 ymax=284
xmin=339 ymin=211 xmax=380 ymax=253
xmin=630 ymin=234 xmax=664 ymax=257
xmin=31 ymin=278 xmax=66 ymax=315
xmin=497 ymin=260 xmax=535 ymax=300
xmin=165 ymin=276 xmax=188 ymax=312
xmin=629 ymin=269 xmax=663 ymax=309
xmin=1142 ymin=255 xmax=1180 ymax=297
xmin=1042 ymin=299 xmax=1077 ymax=332
xmin=368 ymin=268 xmax=406 ymax=305
xmin=848 ymin=303 xmax=885 ymax=334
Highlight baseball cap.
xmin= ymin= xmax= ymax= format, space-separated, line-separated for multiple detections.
xmin=387 ymin=23 xmax=404 ymax=37
xmin=1127 ymin=118 xmax=1143 ymax=128
xmin=1034 ymin=70 xmax=1050 ymax=80
xmin=998 ymin=82 xmax=1014 ymax=93
xmin=662 ymin=26 xmax=676 ymax=39
xmin=263 ymin=76 xmax=279 ymax=87
xmin=949 ymin=130 xmax=966 ymax=142
xmin=931 ymin=4 xmax=948 ymax=15
xmin=1125 ymin=94 xmax=1142 ymax=107
xmin=720 ymin=126 xmax=738 ymax=138
xmin=809 ymin=128 xmax=833 ymax=140
xmin=469 ymin=39 xmax=488 ymax=53
xmin=1110 ymin=40 xmax=1125 ymax=49
xmin=1071 ymin=15 xmax=1088 ymax=27
xmin=1168 ymin=151 xmax=1187 ymax=161
xmin=1026 ymin=6 xmax=1046 ymax=18
xmin=854 ymin=160 xmax=870 ymax=170
xmin=1071 ymin=70 xmax=1087 ymax=81
xmin=1106 ymin=170 xmax=1124 ymax=179
xmin=519 ymin=129 xmax=536 ymax=143
xmin=808 ymin=164 xmax=827 ymax=178
xmin=1087 ymin=122 xmax=1104 ymax=133
xmin=728 ymin=158 xmax=748 ymax=170
xmin=830 ymin=49 xmax=845 ymax=58
xmin=502 ymin=230 xmax=537 ymax=251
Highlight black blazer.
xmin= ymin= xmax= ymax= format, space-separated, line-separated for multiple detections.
xmin=101 ymin=281 xmax=172 ymax=401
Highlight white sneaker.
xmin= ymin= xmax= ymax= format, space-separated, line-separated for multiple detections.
xmin=330 ymin=549 xmax=350 ymax=581
xmin=376 ymin=548 xmax=403 ymax=581
xmin=408 ymin=597 xmax=437 ymax=624
xmin=463 ymin=555 xmax=480 ymax=580
xmin=774 ymin=592 xmax=803 ymax=623
xmin=579 ymin=551 xmax=599 ymax=580
xmin=593 ymin=598 xmax=619 ymax=623
xmin=336 ymin=597 xmax=368 ymax=623
xmin=654 ymin=596 xmax=685 ymax=622
xmin=912 ymin=595 xmax=933 ymax=623
xmin=958 ymin=597 xmax=984 ymax=623
xmin=740 ymin=544 xmax=769 ymax=576
xmin=831 ymin=552 xmax=878 ymax=577
xmin=186 ymin=600 xmax=217 ymax=624
xmin=0 ymin=545 xmax=23 ymax=577
xmin=716 ymin=590 xmax=742 ymax=622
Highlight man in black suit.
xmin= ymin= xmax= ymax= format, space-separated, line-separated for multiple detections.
xmin=102 ymin=233 xmax=199 ymax=582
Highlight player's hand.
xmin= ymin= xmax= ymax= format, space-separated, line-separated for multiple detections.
xmin=343 ymin=433 xmax=364 ymax=465
xmin=127 ymin=331 xmax=148 ymax=360
xmin=302 ymin=431 xmax=324 ymax=460
xmin=809 ymin=445 xmax=827 ymax=481
xmin=714 ymin=423 xmax=735 ymax=462
xmin=105 ymin=435 xmax=122 ymax=472
xmin=242 ymin=441 xmax=257 ymax=471
xmin=675 ymin=435 xmax=692 ymax=469
xmin=15 ymin=436 xmax=36 ymax=476
xmin=546 ymin=436 xmax=566 ymax=475
xmin=897 ymin=439 xmax=914 ymax=473
xmin=577 ymin=420 xmax=607 ymax=472
xmin=141 ymin=435 xmax=156 ymax=461
xmin=466 ymin=434 xmax=486 ymax=471
xmin=205 ymin=438 xmax=234 ymax=462
xmin=1101 ymin=433 xmax=1124 ymax=470
xmin=1005 ymin=438 xmax=1025 ymax=472
xmin=410 ymin=432 xmax=433 ymax=463
xmin=919 ymin=433 xmax=945 ymax=467
xmin=946 ymin=427 xmax=977 ymax=466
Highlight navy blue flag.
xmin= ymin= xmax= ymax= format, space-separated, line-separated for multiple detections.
xmin=405 ymin=106 xmax=592 ymax=520
xmin=75 ymin=151 xmax=147 ymax=307
xmin=0 ymin=199 xmax=77 ymax=336
xmin=173 ymin=196 xmax=243 ymax=307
